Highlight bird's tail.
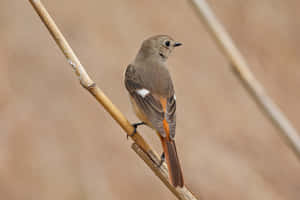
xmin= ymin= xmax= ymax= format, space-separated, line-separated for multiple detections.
xmin=161 ymin=137 xmax=184 ymax=187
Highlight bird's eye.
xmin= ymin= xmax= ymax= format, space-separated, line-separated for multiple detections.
xmin=164 ymin=40 xmax=170 ymax=47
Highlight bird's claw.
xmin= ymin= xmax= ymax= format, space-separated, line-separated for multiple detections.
xmin=158 ymin=152 xmax=165 ymax=167
xmin=127 ymin=122 xmax=146 ymax=139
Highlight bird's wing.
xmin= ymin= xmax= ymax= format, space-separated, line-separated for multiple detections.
xmin=166 ymin=94 xmax=176 ymax=139
xmin=125 ymin=64 xmax=176 ymax=138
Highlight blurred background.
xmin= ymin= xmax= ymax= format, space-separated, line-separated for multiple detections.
xmin=1 ymin=0 xmax=300 ymax=199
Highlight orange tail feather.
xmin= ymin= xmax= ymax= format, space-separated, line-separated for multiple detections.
xmin=161 ymin=137 xmax=184 ymax=187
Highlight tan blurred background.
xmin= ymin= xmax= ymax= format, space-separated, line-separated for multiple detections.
xmin=1 ymin=0 xmax=300 ymax=199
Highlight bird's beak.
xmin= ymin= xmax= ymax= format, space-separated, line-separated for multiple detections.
xmin=174 ymin=42 xmax=182 ymax=47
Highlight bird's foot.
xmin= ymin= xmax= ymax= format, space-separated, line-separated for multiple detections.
xmin=158 ymin=152 xmax=165 ymax=167
xmin=127 ymin=122 xmax=146 ymax=139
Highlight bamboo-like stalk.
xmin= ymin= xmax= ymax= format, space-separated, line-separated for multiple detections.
xmin=189 ymin=0 xmax=300 ymax=159
xmin=28 ymin=0 xmax=199 ymax=199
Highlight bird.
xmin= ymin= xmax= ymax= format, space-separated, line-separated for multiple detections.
xmin=124 ymin=35 xmax=184 ymax=187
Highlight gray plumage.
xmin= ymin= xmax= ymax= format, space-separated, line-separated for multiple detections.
xmin=125 ymin=35 xmax=176 ymax=138
xmin=124 ymin=35 xmax=183 ymax=187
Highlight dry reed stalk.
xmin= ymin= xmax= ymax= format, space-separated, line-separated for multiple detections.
xmin=28 ymin=0 xmax=199 ymax=199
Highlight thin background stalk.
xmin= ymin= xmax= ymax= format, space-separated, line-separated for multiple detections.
xmin=189 ymin=0 xmax=300 ymax=159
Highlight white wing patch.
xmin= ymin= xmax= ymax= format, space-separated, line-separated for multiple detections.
xmin=136 ymin=88 xmax=150 ymax=98
xmin=174 ymin=94 xmax=176 ymax=100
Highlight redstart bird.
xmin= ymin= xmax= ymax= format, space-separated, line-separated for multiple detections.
xmin=124 ymin=35 xmax=184 ymax=187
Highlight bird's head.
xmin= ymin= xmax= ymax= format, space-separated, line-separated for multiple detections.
xmin=138 ymin=35 xmax=182 ymax=62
